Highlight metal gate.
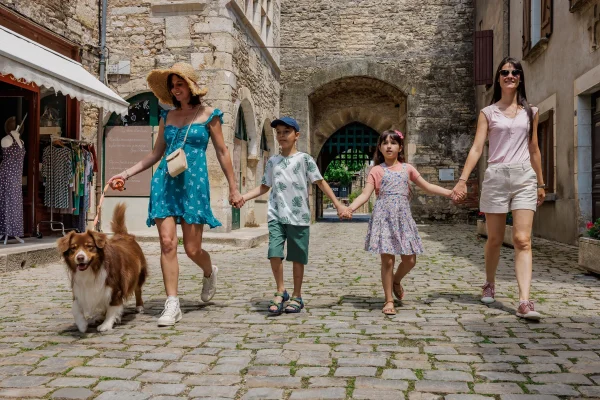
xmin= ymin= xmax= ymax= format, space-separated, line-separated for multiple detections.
xmin=316 ymin=122 xmax=379 ymax=218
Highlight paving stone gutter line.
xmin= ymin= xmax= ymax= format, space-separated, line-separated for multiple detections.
xmin=0 ymin=225 xmax=269 ymax=274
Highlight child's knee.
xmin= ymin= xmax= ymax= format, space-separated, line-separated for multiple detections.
xmin=402 ymin=255 xmax=417 ymax=268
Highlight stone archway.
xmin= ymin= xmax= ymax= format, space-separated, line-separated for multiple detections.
xmin=315 ymin=121 xmax=380 ymax=219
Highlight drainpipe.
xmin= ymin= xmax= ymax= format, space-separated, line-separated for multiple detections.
xmin=95 ymin=0 xmax=108 ymax=230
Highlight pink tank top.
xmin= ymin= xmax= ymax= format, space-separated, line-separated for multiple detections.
xmin=481 ymin=104 xmax=538 ymax=164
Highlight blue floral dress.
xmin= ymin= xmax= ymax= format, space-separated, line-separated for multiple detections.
xmin=146 ymin=108 xmax=222 ymax=228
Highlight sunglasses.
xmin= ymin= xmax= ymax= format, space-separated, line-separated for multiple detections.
xmin=499 ymin=69 xmax=521 ymax=77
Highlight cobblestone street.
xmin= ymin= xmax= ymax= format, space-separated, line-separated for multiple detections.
xmin=0 ymin=222 xmax=599 ymax=400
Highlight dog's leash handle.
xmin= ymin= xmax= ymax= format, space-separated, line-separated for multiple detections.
xmin=93 ymin=178 xmax=126 ymax=230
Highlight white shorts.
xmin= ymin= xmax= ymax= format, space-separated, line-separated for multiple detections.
xmin=480 ymin=162 xmax=538 ymax=214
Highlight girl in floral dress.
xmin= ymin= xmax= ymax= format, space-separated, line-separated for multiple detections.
xmin=345 ymin=130 xmax=453 ymax=315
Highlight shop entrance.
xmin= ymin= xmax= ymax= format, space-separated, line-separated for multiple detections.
xmin=0 ymin=76 xmax=38 ymax=237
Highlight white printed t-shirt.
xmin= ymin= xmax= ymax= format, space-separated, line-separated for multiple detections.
xmin=261 ymin=152 xmax=323 ymax=226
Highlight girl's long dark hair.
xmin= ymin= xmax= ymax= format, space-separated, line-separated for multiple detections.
xmin=491 ymin=57 xmax=533 ymax=140
xmin=167 ymin=74 xmax=201 ymax=109
xmin=373 ymin=130 xmax=405 ymax=165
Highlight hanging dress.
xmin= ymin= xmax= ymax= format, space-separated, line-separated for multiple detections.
xmin=0 ymin=139 xmax=26 ymax=237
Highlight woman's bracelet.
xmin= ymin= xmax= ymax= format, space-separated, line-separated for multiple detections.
xmin=123 ymin=169 xmax=130 ymax=180
xmin=458 ymin=177 xmax=467 ymax=182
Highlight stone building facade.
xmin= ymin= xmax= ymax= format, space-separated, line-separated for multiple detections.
xmin=279 ymin=0 xmax=477 ymax=221
xmin=0 ymin=0 xmax=101 ymax=140
xmin=475 ymin=0 xmax=600 ymax=245
xmin=104 ymin=0 xmax=280 ymax=232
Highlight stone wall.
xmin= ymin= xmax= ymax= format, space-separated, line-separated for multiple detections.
xmin=0 ymin=0 xmax=101 ymax=140
xmin=106 ymin=0 xmax=280 ymax=231
xmin=280 ymin=0 xmax=476 ymax=221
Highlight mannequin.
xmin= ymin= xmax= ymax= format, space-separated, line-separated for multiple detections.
xmin=0 ymin=115 xmax=27 ymax=244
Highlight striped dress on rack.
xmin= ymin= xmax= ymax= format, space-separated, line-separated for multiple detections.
xmin=42 ymin=145 xmax=73 ymax=209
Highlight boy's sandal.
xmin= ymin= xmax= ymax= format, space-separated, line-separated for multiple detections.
xmin=284 ymin=297 xmax=304 ymax=313
xmin=382 ymin=301 xmax=396 ymax=315
xmin=268 ymin=290 xmax=289 ymax=314
xmin=393 ymin=281 xmax=405 ymax=301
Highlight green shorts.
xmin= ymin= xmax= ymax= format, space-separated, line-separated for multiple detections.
xmin=267 ymin=220 xmax=310 ymax=265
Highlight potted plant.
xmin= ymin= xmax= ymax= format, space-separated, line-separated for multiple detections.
xmin=579 ymin=219 xmax=600 ymax=274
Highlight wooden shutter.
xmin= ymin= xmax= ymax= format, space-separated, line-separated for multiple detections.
xmin=541 ymin=0 xmax=553 ymax=38
xmin=539 ymin=110 xmax=554 ymax=194
xmin=522 ymin=0 xmax=532 ymax=57
xmin=474 ymin=30 xmax=493 ymax=86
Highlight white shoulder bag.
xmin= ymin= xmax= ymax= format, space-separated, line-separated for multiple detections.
xmin=165 ymin=107 xmax=200 ymax=177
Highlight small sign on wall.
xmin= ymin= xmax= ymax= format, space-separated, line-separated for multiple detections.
xmin=439 ymin=168 xmax=455 ymax=181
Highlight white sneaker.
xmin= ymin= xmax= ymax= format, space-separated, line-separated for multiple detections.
xmin=201 ymin=265 xmax=218 ymax=302
xmin=157 ymin=297 xmax=182 ymax=326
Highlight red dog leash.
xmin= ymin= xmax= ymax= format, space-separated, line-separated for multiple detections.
xmin=93 ymin=178 xmax=126 ymax=229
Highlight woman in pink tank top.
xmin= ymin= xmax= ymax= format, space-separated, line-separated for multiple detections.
xmin=452 ymin=57 xmax=546 ymax=320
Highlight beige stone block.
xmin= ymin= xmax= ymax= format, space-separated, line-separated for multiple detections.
xmin=209 ymin=33 xmax=234 ymax=54
xmin=112 ymin=6 xmax=147 ymax=16
xmin=75 ymin=2 xmax=97 ymax=30
xmin=156 ymin=54 xmax=176 ymax=66
xmin=215 ymin=70 xmax=237 ymax=89
xmin=579 ymin=238 xmax=600 ymax=274
xmin=194 ymin=17 xmax=234 ymax=34
xmin=191 ymin=52 xmax=233 ymax=71
xmin=165 ymin=16 xmax=191 ymax=48
xmin=205 ymin=84 xmax=233 ymax=101
xmin=151 ymin=0 xmax=207 ymax=17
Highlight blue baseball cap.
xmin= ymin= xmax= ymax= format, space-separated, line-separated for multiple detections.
xmin=271 ymin=117 xmax=300 ymax=132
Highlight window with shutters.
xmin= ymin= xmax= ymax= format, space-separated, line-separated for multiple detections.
xmin=474 ymin=30 xmax=493 ymax=86
xmin=538 ymin=110 xmax=555 ymax=194
xmin=523 ymin=0 xmax=552 ymax=58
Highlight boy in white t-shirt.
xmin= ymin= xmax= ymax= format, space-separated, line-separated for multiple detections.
xmin=242 ymin=117 xmax=347 ymax=314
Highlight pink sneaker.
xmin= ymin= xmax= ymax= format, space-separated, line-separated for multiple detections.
xmin=481 ymin=282 xmax=495 ymax=304
xmin=516 ymin=300 xmax=541 ymax=320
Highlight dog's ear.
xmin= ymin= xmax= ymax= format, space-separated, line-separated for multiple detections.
xmin=89 ymin=230 xmax=107 ymax=249
xmin=56 ymin=231 xmax=74 ymax=253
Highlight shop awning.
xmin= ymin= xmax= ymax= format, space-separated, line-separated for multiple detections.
xmin=0 ymin=26 xmax=129 ymax=116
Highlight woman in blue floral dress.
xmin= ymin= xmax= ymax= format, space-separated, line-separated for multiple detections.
xmin=108 ymin=63 xmax=244 ymax=327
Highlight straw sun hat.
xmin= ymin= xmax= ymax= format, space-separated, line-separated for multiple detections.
xmin=146 ymin=62 xmax=208 ymax=106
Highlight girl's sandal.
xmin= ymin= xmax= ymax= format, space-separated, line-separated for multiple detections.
xmin=393 ymin=280 xmax=405 ymax=301
xmin=382 ymin=301 xmax=397 ymax=315
xmin=268 ymin=290 xmax=289 ymax=314
xmin=284 ymin=297 xmax=304 ymax=313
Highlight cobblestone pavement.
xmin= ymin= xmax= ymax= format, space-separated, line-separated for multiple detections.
xmin=1 ymin=223 xmax=599 ymax=400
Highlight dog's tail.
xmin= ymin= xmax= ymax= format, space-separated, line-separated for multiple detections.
xmin=111 ymin=203 xmax=128 ymax=236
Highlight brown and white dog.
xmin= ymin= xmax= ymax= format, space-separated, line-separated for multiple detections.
xmin=57 ymin=203 xmax=147 ymax=333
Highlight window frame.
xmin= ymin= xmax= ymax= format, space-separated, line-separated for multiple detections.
xmin=523 ymin=0 xmax=553 ymax=59
xmin=537 ymin=110 xmax=555 ymax=194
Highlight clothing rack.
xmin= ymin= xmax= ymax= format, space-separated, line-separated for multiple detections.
xmin=35 ymin=136 xmax=93 ymax=238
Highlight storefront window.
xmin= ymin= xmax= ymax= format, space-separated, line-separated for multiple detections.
xmin=107 ymin=92 xmax=164 ymax=127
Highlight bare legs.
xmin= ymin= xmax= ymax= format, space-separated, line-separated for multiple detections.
xmin=268 ymin=258 xmax=304 ymax=312
xmin=381 ymin=254 xmax=417 ymax=312
xmin=483 ymin=210 xmax=534 ymax=301
xmin=155 ymin=219 xmax=212 ymax=297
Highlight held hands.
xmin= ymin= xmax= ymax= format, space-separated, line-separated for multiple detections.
xmin=337 ymin=205 xmax=353 ymax=220
xmin=450 ymin=180 xmax=467 ymax=204
xmin=229 ymin=189 xmax=245 ymax=209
